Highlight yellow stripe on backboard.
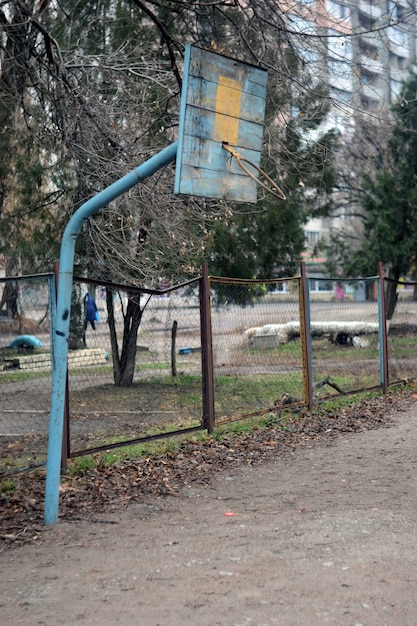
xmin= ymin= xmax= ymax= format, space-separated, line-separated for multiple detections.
xmin=213 ymin=76 xmax=242 ymax=144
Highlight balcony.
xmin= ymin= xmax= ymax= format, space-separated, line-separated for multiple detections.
xmin=360 ymin=81 xmax=387 ymax=100
xmin=359 ymin=30 xmax=383 ymax=48
xmin=387 ymin=27 xmax=410 ymax=58
xmin=328 ymin=75 xmax=353 ymax=92
xmin=359 ymin=54 xmax=384 ymax=74
xmin=358 ymin=1 xmax=382 ymax=21
xmin=388 ymin=40 xmax=410 ymax=58
xmin=389 ymin=66 xmax=410 ymax=83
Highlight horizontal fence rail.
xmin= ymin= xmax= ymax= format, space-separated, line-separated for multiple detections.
xmin=1 ymin=264 xmax=417 ymax=478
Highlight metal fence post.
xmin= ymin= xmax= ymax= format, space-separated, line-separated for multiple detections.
xmin=299 ymin=262 xmax=313 ymax=410
xmin=200 ymin=262 xmax=215 ymax=433
xmin=378 ymin=261 xmax=389 ymax=392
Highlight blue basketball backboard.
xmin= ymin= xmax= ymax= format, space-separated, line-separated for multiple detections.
xmin=174 ymin=45 xmax=268 ymax=203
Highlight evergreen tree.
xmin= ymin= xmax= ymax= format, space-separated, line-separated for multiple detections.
xmin=326 ymin=71 xmax=417 ymax=318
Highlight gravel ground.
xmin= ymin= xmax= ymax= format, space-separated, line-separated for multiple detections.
xmin=1 ymin=391 xmax=417 ymax=625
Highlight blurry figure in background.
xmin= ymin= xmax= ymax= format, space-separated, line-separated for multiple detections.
xmin=335 ymin=282 xmax=345 ymax=302
xmin=83 ymin=292 xmax=98 ymax=346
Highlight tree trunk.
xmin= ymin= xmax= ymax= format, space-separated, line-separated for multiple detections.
xmin=106 ymin=288 xmax=143 ymax=386
xmin=0 ymin=281 xmax=19 ymax=317
xmin=385 ymin=280 xmax=398 ymax=321
xmin=68 ymin=283 xmax=85 ymax=349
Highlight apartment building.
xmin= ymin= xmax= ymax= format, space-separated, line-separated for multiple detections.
xmin=298 ymin=0 xmax=417 ymax=274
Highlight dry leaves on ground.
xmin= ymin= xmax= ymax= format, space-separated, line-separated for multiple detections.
xmin=0 ymin=390 xmax=411 ymax=549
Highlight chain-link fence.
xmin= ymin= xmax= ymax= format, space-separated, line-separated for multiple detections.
xmin=386 ymin=278 xmax=417 ymax=385
xmin=65 ymin=278 xmax=204 ymax=458
xmin=209 ymin=277 xmax=304 ymax=423
xmin=3 ymin=267 xmax=417 ymax=479
xmin=0 ymin=274 xmax=54 ymax=477
xmin=309 ymin=277 xmax=381 ymax=398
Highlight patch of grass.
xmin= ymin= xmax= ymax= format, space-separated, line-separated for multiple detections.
xmin=64 ymin=382 xmax=417 ymax=477
xmin=315 ymin=390 xmax=380 ymax=412
xmin=312 ymin=371 xmax=380 ymax=397
xmin=0 ymin=478 xmax=17 ymax=494
xmin=68 ymin=455 xmax=97 ymax=475
xmin=65 ymin=409 xmax=297 ymax=476
xmin=214 ymin=372 xmax=304 ymax=410
xmin=387 ymin=336 xmax=417 ymax=358
xmin=0 ymin=369 xmax=51 ymax=383
xmin=68 ymin=418 xmax=203 ymax=472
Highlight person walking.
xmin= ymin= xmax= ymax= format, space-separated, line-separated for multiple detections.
xmin=83 ymin=292 xmax=98 ymax=346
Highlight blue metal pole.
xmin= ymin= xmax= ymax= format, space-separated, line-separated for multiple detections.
xmin=44 ymin=142 xmax=178 ymax=525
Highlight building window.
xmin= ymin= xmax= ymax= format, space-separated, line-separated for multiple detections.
xmin=389 ymin=52 xmax=407 ymax=69
xmin=359 ymin=41 xmax=379 ymax=59
xmin=327 ymin=0 xmax=350 ymax=19
xmin=273 ymin=281 xmax=290 ymax=293
xmin=328 ymin=58 xmax=352 ymax=78
xmin=360 ymin=96 xmax=379 ymax=111
xmin=389 ymin=1 xmax=405 ymax=22
xmin=330 ymin=87 xmax=353 ymax=105
xmin=390 ymin=78 xmax=403 ymax=99
xmin=327 ymin=31 xmax=352 ymax=60
xmin=388 ymin=26 xmax=408 ymax=48
xmin=305 ymin=231 xmax=320 ymax=246
xmin=309 ymin=277 xmax=333 ymax=292
xmin=359 ymin=68 xmax=376 ymax=85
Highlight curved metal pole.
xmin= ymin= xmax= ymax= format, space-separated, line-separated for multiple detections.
xmin=45 ymin=142 xmax=178 ymax=525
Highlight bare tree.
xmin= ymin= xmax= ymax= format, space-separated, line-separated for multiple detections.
xmin=1 ymin=0 xmax=406 ymax=382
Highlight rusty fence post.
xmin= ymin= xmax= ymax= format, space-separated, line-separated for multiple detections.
xmin=378 ymin=261 xmax=389 ymax=393
xmin=299 ymin=262 xmax=313 ymax=410
xmin=200 ymin=262 xmax=215 ymax=433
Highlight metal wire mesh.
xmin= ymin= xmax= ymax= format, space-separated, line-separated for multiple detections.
xmin=309 ymin=277 xmax=381 ymax=398
xmin=0 ymin=275 xmax=54 ymax=476
xmin=209 ymin=278 xmax=304 ymax=422
xmin=67 ymin=280 xmax=203 ymax=456
xmin=386 ymin=278 xmax=417 ymax=385
xmin=4 ymin=268 xmax=417 ymax=477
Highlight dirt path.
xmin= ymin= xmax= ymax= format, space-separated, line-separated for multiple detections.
xmin=2 ymin=399 xmax=417 ymax=625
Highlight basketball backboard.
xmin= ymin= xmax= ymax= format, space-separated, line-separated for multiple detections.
xmin=174 ymin=45 xmax=268 ymax=203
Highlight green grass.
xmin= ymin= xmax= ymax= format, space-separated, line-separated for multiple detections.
xmin=4 ymin=333 xmax=417 ymax=480
xmin=214 ymin=372 xmax=304 ymax=408
xmin=387 ymin=335 xmax=417 ymax=358
xmin=248 ymin=341 xmax=302 ymax=358
xmin=0 ymin=369 xmax=51 ymax=383
xmin=69 ymin=455 xmax=98 ymax=475
xmin=0 ymin=478 xmax=17 ymax=494
xmin=69 ymin=429 xmax=201 ymax=474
